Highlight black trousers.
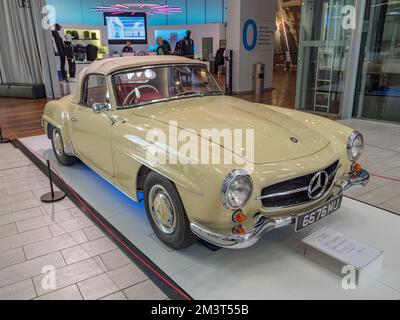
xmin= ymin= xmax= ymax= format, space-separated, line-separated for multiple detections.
xmin=67 ymin=58 xmax=76 ymax=78
xmin=59 ymin=54 xmax=67 ymax=81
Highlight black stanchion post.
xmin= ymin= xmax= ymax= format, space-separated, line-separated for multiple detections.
xmin=41 ymin=160 xmax=66 ymax=203
xmin=0 ymin=127 xmax=11 ymax=144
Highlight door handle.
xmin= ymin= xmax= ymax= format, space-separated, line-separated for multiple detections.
xmin=71 ymin=117 xmax=78 ymax=123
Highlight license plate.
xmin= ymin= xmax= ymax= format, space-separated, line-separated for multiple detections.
xmin=295 ymin=196 xmax=343 ymax=232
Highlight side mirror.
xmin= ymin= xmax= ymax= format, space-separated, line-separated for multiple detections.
xmin=92 ymin=103 xmax=108 ymax=114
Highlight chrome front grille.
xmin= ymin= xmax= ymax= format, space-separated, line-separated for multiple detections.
xmin=259 ymin=160 xmax=340 ymax=209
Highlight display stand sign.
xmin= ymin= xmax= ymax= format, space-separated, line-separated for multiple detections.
xmin=303 ymin=228 xmax=384 ymax=284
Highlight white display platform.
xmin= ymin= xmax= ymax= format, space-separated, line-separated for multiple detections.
xmin=20 ymin=135 xmax=400 ymax=300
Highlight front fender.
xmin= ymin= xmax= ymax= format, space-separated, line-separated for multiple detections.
xmin=265 ymin=105 xmax=354 ymax=170
xmin=43 ymin=97 xmax=74 ymax=143
xmin=111 ymin=119 xmax=243 ymax=225
xmin=265 ymin=105 xmax=354 ymax=151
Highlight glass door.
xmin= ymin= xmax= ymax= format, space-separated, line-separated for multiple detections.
xmin=295 ymin=0 xmax=355 ymax=115
xmin=354 ymin=0 xmax=400 ymax=123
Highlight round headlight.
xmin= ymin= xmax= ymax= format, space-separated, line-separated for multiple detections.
xmin=347 ymin=131 xmax=364 ymax=161
xmin=221 ymin=170 xmax=253 ymax=210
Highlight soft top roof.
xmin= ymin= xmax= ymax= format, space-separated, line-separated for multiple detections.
xmin=71 ymin=56 xmax=205 ymax=103
xmin=83 ymin=56 xmax=202 ymax=75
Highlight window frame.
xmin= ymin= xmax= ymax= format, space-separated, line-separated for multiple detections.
xmin=80 ymin=73 xmax=109 ymax=108
xmin=111 ymin=63 xmax=222 ymax=110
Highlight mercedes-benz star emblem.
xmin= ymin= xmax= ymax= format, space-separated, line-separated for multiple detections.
xmin=308 ymin=171 xmax=329 ymax=200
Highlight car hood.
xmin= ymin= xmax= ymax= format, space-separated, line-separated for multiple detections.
xmin=126 ymin=96 xmax=330 ymax=164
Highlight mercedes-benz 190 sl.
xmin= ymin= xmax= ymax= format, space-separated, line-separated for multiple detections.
xmin=43 ymin=56 xmax=369 ymax=249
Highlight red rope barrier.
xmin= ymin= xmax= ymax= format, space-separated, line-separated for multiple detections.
xmin=370 ymin=174 xmax=400 ymax=183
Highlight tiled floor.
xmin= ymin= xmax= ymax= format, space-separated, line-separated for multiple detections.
xmin=341 ymin=119 xmax=400 ymax=215
xmin=0 ymin=142 xmax=166 ymax=300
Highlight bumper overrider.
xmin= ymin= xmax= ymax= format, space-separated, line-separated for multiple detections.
xmin=190 ymin=169 xmax=370 ymax=249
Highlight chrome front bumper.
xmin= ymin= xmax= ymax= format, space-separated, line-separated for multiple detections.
xmin=190 ymin=169 xmax=370 ymax=249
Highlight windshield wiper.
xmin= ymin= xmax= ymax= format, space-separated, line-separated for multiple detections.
xmin=202 ymin=91 xmax=223 ymax=96
xmin=175 ymin=91 xmax=199 ymax=97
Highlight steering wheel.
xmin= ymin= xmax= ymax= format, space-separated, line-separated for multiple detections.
xmin=123 ymin=85 xmax=160 ymax=106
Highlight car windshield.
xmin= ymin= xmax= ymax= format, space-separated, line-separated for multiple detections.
xmin=112 ymin=64 xmax=222 ymax=109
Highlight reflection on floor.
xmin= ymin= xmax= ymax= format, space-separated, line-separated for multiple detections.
xmin=341 ymin=119 xmax=400 ymax=215
xmin=0 ymin=98 xmax=47 ymax=138
xmin=234 ymin=69 xmax=297 ymax=109
xmin=14 ymin=135 xmax=400 ymax=300
xmin=0 ymin=142 xmax=166 ymax=300
xmin=214 ymin=69 xmax=297 ymax=109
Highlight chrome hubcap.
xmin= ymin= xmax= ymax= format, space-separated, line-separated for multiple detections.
xmin=149 ymin=185 xmax=176 ymax=235
xmin=52 ymin=129 xmax=63 ymax=158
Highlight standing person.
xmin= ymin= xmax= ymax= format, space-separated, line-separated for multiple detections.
xmin=51 ymin=23 xmax=68 ymax=82
xmin=86 ymin=42 xmax=99 ymax=62
xmin=156 ymin=37 xmax=170 ymax=55
xmin=163 ymin=39 xmax=171 ymax=53
xmin=182 ymin=30 xmax=195 ymax=59
xmin=174 ymin=39 xmax=184 ymax=56
xmin=122 ymin=41 xmax=134 ymax=54
xmin=64 ymin=34 xmax=76 ymax=78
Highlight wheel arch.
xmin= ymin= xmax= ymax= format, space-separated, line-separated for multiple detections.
xmin=136 ymin=165 xmax=152 ymax=194
xmin=43 ymin=100 xmax=73 ymax=143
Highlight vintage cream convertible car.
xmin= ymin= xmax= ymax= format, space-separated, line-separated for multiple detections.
xmin=43 ymin=56 xmax=369 ymax=249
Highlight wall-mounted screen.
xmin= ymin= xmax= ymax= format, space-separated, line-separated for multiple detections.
xmin=104 ymin=13 xmax=147 ymax=45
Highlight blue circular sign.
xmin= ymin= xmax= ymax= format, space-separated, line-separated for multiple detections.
xmin=243 ymin=19 xmax=257 ymax=51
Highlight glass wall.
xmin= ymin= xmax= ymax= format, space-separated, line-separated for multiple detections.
xmin=296 ymin=0 xmax=354 ymax=115
xmin=354 ymin=0 xmax=400 ymax=123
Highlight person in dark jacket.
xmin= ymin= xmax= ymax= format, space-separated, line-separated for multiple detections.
xmin=163 ymin=40 xmax=171 ymax=53
xmin=64 ymin=34 xmax=76 ymax=78
xmin=86 ymin=43 xmax=99 ymax=62
xmin=52 ymin=23 xmax=68 ymax=82
xmin=174 ymin=39 xmax=184 ymax=56
xmin=182 ymin=30 xmax=195 ymax=59
xmin=156 ymin=37 xmax=170 ymax=55
xmin=122 ymin=41 xmax=134 ymax=54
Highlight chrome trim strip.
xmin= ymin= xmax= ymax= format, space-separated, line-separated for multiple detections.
xmin=259 ymin=180 xmax=337 ymax=210
xmin=256 ymin=164 xmax=341 ymax=201
xmin=257 ymin=160 xmax=340 ymax=210
xmin=256 ymin=187 xmax=308 ymax=200
xmin=329 ymin=164 xmax=341 ymax=179
xmin=111 ymin=63 xmax=208 ymax=76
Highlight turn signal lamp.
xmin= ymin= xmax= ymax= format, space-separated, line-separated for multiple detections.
xmin=352 ymin=163 xmax=362 ymax=173
xmin=232 ymin=210 xmax=247 ymax=224
xmin=233 ymin=226 xmax=246 ymax=236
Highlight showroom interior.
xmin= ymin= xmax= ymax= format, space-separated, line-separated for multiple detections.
xmin=0 ymin=0 xmax=399 ymax=301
